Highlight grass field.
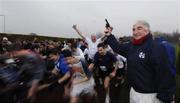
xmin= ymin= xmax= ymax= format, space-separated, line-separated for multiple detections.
xmin=175 ymin=45 xmax=180 ymax=103
xmin=175 ymin=45 xmax=180 ymax=102
xmin=176 ymin=74 xmax=180 ymax=102
xmin=175 ymin=45 xmax=180 ymax=53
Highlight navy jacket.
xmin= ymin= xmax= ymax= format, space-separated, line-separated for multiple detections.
xmin=106 ymin=34 xmax=175 ymax=102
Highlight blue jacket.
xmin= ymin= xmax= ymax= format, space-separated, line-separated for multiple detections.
xmin=106 ymin=34 xmax=175 ymax=102
xmin=55 ymin=54 xmax=70 ymax=74
xmin=155 ymin=36 xmax=176 ymax=76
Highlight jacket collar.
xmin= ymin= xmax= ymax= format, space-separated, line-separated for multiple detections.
xmin=132 ymin=33 xmax=152 ymax=45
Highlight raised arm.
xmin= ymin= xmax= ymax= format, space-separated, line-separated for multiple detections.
xmin=72 ymin=24 xmax=85 ymax=39
xmin=104 ymin=27 xmax=130 ymax=57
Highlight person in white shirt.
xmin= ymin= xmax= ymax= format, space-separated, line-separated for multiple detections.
xmin=72 ymin=24 xmax=102 ymax=64
xmin=68 ymin=58 xmax=95 ymax=103
xmin=71 ymin=41 xmax=85 ymax=60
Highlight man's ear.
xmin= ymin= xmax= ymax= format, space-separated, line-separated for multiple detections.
xmin=145 ymin=29 xmax=149 ymax=35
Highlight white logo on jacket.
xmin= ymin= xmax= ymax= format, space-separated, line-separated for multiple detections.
xmin=139 ymin=52 xmax=145 ymax=59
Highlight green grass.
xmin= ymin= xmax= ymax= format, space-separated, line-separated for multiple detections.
xmin=175 ymin=45 xmax=180 ymax=101
xmin=175 ymin=45 xmax=180 ymax=75
xmin=176 ymin=74 xmax=180 ymax=101
xmin=175 ymin=45 xmax=180 ymax=59
xmin=175 ymin=45 xmax=180 ymax=65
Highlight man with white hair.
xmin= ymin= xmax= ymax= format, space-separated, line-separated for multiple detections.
xmin=1 ymin=37 xmax=12 ymax=54
xmin=2 ymin=37 xmax=12 ymax=45
xmin=72 ymin=24 xmax=102 ymax=64
xmin=104 ymin=20 xmax=175 ymax=103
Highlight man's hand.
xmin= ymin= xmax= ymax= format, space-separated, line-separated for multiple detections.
xmin=104 ymin=27 xmax=113 ymax=36
xmin=72 ymin=24 xmax=77 ymax=30
xmin=51 ymin=68 xmax=59 ymax=75
xmin=109 ymin=72 xmax=116 ymax=78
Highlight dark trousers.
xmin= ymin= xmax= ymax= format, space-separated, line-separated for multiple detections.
xmin=109 ymin=78 xmax=123 ymax=103
xmin=0 ymin=91 xmax=16 ymax=103
xmin=95 ymin=77 xmax=106 ymax=103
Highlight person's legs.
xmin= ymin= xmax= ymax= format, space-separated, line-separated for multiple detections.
xmin=70 ymin=96 xmax=79 ymax=103
xmin=104 ymin=76 xmax=110 ymax=92
xmin=109 ymin=77 xmax=123 ymax=103
xmin=0 ymin=91 xmax=15 ymax=103
xmin=104 ymin=76 xmax=111 ymax=103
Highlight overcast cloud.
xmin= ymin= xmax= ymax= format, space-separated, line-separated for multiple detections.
xmin=0 ymin=0 xmax=180 ymax=38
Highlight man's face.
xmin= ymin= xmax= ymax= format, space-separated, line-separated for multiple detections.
xmin=49 ymin=54 xmax=58 ymax=61
xmin=132 ymin=23 xmax=149 ymax=40
xmin=98 ymin=47 xmax=106 ymax=56
xmin=91 ymin=35 xmax=97 ymax=42
xmin=67 ymin=43 xmax=72 ymax=47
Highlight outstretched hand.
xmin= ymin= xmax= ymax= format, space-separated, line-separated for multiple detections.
xmin=72 ymin=24 xmax=85 ymax=39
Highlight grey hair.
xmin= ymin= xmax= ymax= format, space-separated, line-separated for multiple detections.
xmin=136 ymin=20 xmax=150 ymax=30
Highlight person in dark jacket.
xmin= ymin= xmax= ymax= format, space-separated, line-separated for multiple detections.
xmin=103 ymin=20 xmax=175 ymax=103
xmin=14 ymin=49 xmax=46 ymax=103
xmin=89 ymin=43 xmax=117 ymax=103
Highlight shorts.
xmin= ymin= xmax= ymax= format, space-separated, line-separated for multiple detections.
xmin=70 ymin=77 xmax=95 ymax=96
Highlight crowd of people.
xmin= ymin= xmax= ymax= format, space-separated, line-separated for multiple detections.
xmin=0 ymin=20 xmax=177 ymax=103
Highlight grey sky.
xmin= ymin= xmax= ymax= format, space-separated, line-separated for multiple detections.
xmin=0 ymin=0 xmax=180 ymax=38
